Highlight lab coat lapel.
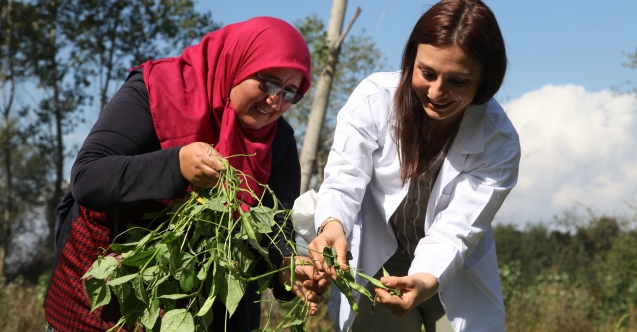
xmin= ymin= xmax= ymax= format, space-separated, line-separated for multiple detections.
xmin=426 ymin=104 xmax=486 ymax=230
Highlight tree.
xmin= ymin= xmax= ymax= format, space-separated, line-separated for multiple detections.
xmin=0 ymin=0 xmax=42 ymax=277
xmin=16 ymin=0 xmax=91 ymax=266
xmin=4 ymin=0 xmax=220 ymax=274
xmin=614 ymin=49 xmax=637 ymax=96
xmin=627 ymin=49 xmax=637 ymax=96
xmin=298 ymin=0 xmax=361 ymax=193
xmin=291 ymin=7 xmax=385 ymax=192
xmin=61 ymin=0 xmax=219 ymax=114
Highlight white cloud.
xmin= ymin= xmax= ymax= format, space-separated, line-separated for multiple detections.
xmin=495 ymin=84 xmax=637 ymax=226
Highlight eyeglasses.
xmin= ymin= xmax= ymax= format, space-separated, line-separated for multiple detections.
xmin=255 ymin=73 xmax=304 ymax=104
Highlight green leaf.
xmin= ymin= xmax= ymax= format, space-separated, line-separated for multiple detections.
xmin=188 ymin=204 xmax=205 ymax=217
xmin=141 ymin=265 xmax=161 ymax=283
xmin=108 ymin=242 xmax=138 ymax=254
xmin=218 ymin=273 xmax=246 ymax=317
xmin=108 ymin=273 xmax=138 ymax=286
xmin=195 ymin=215 xmax=214 ymax=236
xmin=206 ymin=197 xmax=227 ymax=212
xmin=160 ymin=309 xmax=195 ymax=332
xmin=137 ymin=233 xmax=153 ymax=247
xmin=168 ymin=249 xmax=196 ymax=292
xmin=120 ymin=250 xmax=156 ymax=267
xmin=196 ymin=259 xmax=210 ymax=281
xmin=231 ymin=242 xmax=256 ymax=276
xmin=84 ymin=277 xmax=111 ymax=312
xmin=119 ymin=293 xmax=145 ymax=329
xmin=157 ymin=243 xmax=171 ymax=266
xmin=250 ymin=206 xmax=275 ymax=233
xmin=158 ymin=293 xmax=194 ymax=300
xmin=281 ymin=316 xmax=306 ymax=330
xmin=172 ymin=251 xmax=195 ymax=280
xmin=133 ymin=275 xmax=149 ymax=304
xmin=179 ymin=270 xmax=197 ymax=292
xmin=82 ymin=256 xmax=119 ymax=280
xmin=141 ymin=296 xmax=160 ymax=329
xmin=160 ymin=231 xmax=180 ymax=244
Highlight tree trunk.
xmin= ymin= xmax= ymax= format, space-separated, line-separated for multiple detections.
xmin=298 ymin=0 xmax=360 ymax=193
xmin=99 ymin=5 xmax=122 ymax=114
xmin=1 ymin=0 xmax=15 ymax=279
xmin=44 ymin=1 xmax=63 ymax=268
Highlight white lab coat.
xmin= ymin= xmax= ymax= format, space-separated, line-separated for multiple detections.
xmin=314 ymin=72 xmax=520 ymax=332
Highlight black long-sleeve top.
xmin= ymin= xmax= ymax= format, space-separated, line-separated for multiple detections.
xmin=44 ymin=72 xmax=300 ymax=332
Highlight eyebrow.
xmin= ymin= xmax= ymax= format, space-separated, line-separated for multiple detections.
xmin=261 ymin=74 xmax=300 ymax=91
xmin=416 ymin=62 xmax=474 ymax=78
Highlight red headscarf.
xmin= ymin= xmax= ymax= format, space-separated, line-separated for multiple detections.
xmin=135 ymin=17 xmax=311 ymax=205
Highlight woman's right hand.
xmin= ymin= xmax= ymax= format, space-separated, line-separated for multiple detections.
xmin=307 ymin=218 xmax=349 ymax=280
xmin=179 ymin=142 xmax=226 ymax=188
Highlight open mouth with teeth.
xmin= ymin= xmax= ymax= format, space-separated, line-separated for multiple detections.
xmin=428 ymin=99 xmax=453 ymax=109
xmin=256 ymin=107 xmax=270 ymax=115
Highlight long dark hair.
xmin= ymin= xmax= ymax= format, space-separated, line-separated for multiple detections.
xmin=394 ymin=0 xmax=507 ymax=185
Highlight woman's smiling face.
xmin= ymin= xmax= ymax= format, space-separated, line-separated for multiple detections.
xmin=412 ymin=44 xmax=483 ymax=126
xmin=230 ymin=67 xmax=304 ymax=130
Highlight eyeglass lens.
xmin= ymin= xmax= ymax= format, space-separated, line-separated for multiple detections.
xmin=256 ymin=73 xmax=303 ymax=104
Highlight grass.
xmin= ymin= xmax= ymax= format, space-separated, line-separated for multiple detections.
xmin=4 ymin=272 xmax=636 ymax=332
xmin=0 ymin=274 xmax=48 ymax=332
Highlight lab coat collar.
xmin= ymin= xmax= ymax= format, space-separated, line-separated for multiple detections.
xmin=455 ymin=103 xmax=485 ymax=155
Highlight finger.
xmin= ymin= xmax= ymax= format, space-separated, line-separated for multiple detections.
xmin=309 ymin=302 xmax=319 ymax=316
xmin=306 ymin=293 xmax=324 ymax=304
xmin=192 ymin=170 xmax=221 ymax=188
xmin=207 ymin=146 xmax=226 ymax=162
xmin=334 ymin=241 xmax=349 ymax=271
xmin=380 ymin=276 xmax=408 ymax=289
xmin=306 ymin=243 xmax=324 ymax=271
xmin=206 ymin=152 xmax=225 ymax=172
xmin=303 ymin=280 xmax=328 ymax=296
xmin=374 ymin=287 xmax=391 ymax=303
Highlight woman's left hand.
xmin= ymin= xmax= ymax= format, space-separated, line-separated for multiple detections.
xmin=279 ymin=256 xmax=330 ymax=316
xmin=374 ymin=272 xmax=439 ymax=317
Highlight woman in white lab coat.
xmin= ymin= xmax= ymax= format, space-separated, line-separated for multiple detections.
xmin=307 ymin=0 xmax=520 ymax=331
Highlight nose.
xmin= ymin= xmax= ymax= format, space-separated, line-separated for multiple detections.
xmin=427 ymin=78 xmax=446 ymax=101
xmin=267 ymin=93 xmax=284 ymax=111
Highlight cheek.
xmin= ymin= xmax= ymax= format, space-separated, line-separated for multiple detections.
xmin=411 ymin=78 xmax=428 ymax=96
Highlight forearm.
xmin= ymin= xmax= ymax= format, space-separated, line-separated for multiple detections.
xmin=71 ymin=72 xmax=189 ymax=211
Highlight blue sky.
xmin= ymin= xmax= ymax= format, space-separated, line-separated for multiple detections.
xmin=197 ymin=1 xmax=637 ymax=226
xmin=199 ymin=0 xmax=637 ymax=100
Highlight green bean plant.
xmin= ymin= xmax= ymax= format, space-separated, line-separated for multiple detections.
xmin=83 ymin=157 xmax=398 ymax=332
xmin=82 ymin=159 xmax=313 ymax=332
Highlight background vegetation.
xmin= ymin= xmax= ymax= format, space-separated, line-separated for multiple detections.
xmin=2 ymin=208 xmax=636 ymax=331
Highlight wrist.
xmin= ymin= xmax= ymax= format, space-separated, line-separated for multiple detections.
xmin=412 ymin=272 xmax=439 ymax=301
xmin=317 ymin=217 xmax=344 ymax=235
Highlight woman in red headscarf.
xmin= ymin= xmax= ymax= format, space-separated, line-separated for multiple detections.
xmin=43 ymin=17 xmax=325 ymax=332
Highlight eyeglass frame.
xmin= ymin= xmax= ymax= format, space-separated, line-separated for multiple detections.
xmin=255 ymin=72 xmax=304 ymax=104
